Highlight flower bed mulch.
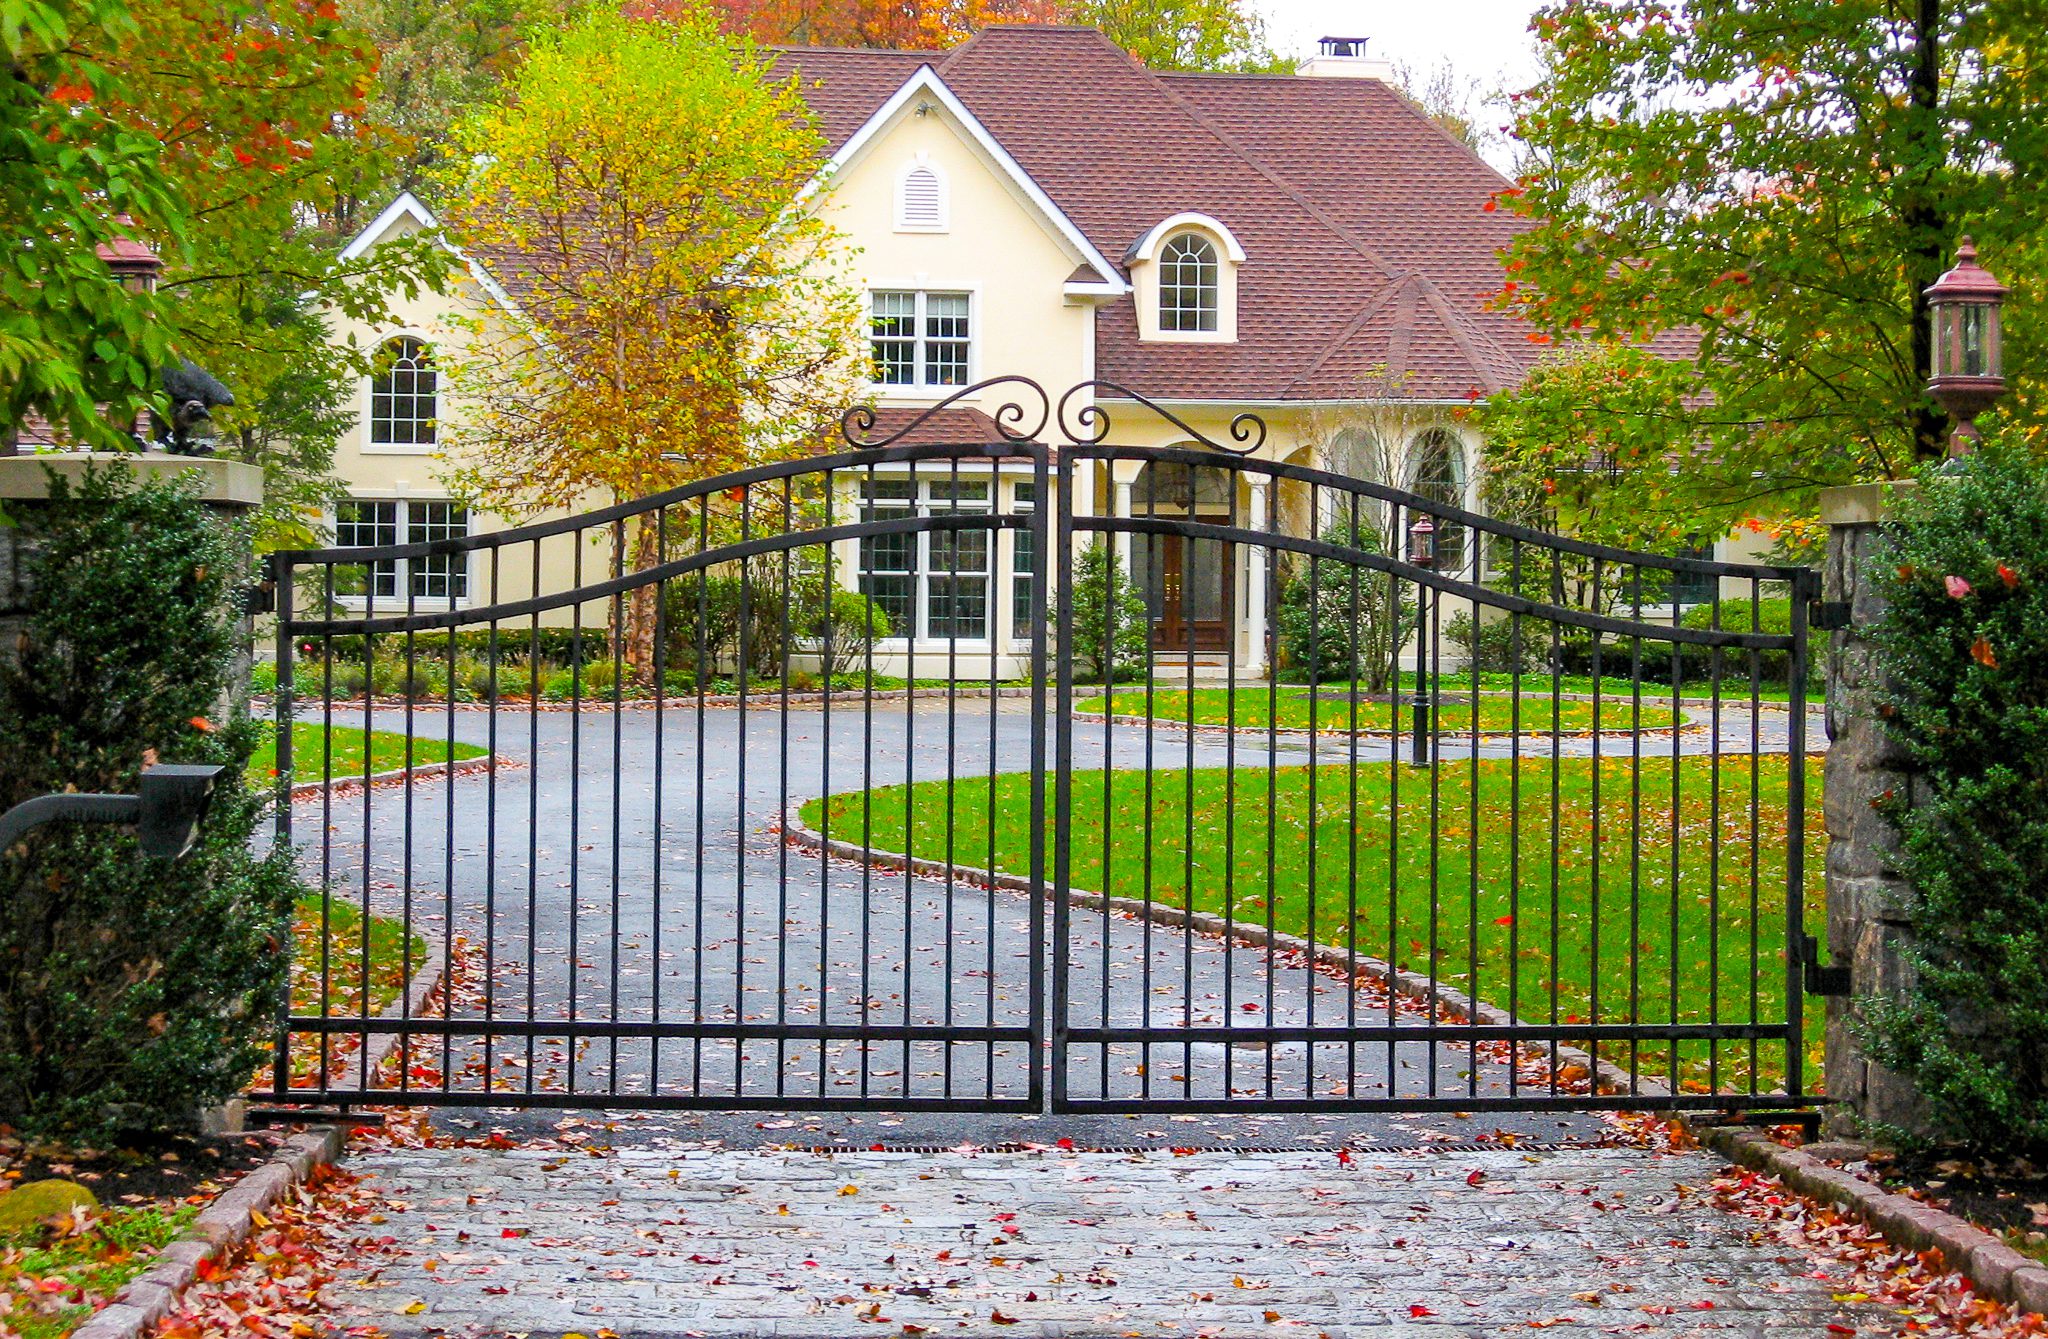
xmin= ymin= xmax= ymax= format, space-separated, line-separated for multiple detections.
xmin=1862 ymin=1151 xmax=2048 ymax=1269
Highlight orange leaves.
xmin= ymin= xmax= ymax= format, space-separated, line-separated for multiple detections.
xmin=1971 ymin=636 xmax=1998 ymax=670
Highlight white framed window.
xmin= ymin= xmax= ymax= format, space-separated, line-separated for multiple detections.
xmin=1010 ymin=480 xmax=1037 ymax=642
xmin=857 ymin=478 xmax=991 ymax=641
xmin=369 ymin=336 xmax=437 ymax=447
xmin=1408 ymin=429 xmax=1468 ymax=575
xmin=896 ymin=158 xmax=947 ymax=231
xmin=870 ymin=290 xmax=971 ymax=388
xmin=331 ymin=498 xmax=471 ymax=604
xmin=1158 ymin=233 xmax=1220 ymax=333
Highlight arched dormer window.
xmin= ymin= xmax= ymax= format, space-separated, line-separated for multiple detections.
xmin=370 ymin=336 xmax=436 ymax=447
xmin=1159 ymin=233 xmax=1219 ymax=333
xmin=1128 ymin=213 xmax=1244 ymax=343
xmin=896 ymin=157 xmax=947 ymax=231
xmin=1409 ymin=428 xmax=1468 ymax=573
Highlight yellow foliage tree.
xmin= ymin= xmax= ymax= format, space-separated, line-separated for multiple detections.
xmin=438 ymin=4 xmax=866 ymax=677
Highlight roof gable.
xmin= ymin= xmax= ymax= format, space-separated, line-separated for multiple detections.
xmin=775 ymin=25 xmax=1534 ymax=402
xmin=816 ymin=62 xmax=1127 ymax=294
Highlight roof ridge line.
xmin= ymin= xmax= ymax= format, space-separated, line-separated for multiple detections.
xmin=1137 ymin=62 xmax=1407 ymax=285
xmin=1281 ymin=274 xmax=1418 ymax=395
xmin=1413 ymin=275 xmax=1521 ymax=393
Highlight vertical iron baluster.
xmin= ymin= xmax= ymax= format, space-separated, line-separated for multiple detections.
xmin=1628 ymin=565 xmax=1644 ymax=1096
xmin=735 ymin=487 xmax=753 ymax=1099
xmin=1506 ymin=536 xmax=1523 ymax=1098
xmin=1784 ymin=570 xmax=1812 ymax=1100
xmin=609 ymin=517 xmax=627 ymax=1095
xmin=776 ymin=481 xmax=794 ymax=1103
xmin=651 ymin=510 xmax=668 ymax=1098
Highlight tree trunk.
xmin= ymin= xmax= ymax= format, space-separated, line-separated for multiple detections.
xmin=1906 ymin=0 xmax=1950 ymax=462
xmin=624 ymin=514 xmax=660 ymax=688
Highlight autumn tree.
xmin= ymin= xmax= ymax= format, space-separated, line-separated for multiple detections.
xmin=1063 ymin=0 xmax=1281 ymax=70
xmin=1491 ymin=0 xmax=2048 ymax=532
xmin=2 ymin=0 xmax=185 ymax=450
xmin=439 ymin=5 xmax=867 ymax=679
xmin=99 ymin=0 xmax=451 ymax=543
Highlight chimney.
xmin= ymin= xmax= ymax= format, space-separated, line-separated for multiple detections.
xmin=1297 ymin=35 xmax=1393 ymax=81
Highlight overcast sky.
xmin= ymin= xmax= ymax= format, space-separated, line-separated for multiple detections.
xmin=1260 ymin=0 xmax=1545 ymax=90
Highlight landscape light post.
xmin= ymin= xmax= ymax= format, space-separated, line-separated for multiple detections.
xmin=1408 ymin=515 xmax=1436 ymax=767
xmin=1924 ymin=237 xmax=2009 ymax=457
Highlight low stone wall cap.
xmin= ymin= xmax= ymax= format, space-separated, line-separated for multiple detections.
xmin=0 ymin=453 xmax=264 ymax=507
xmin=1819 ymin=480 xmax=1917 ymax=527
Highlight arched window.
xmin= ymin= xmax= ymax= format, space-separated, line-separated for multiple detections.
xmin=897 ymin=162 xmax=946 ymax=230
xmin=370 ymin=337 xmax=436 ymax=446
xmin=1158 ymin=233 xmax=1219 ymax=333
xmin=1409 ymin=429 xmax=1468 ymax=572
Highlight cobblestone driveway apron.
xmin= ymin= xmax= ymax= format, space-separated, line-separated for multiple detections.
xmin=336 ymin=1140 xmax=1901 ymax=1338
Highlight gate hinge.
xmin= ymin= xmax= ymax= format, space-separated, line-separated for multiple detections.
xmin=1808 ymin=599 xmax=1851 ymax=632
xmin=1798 ymin=934 xmax=1853 ymax=996
xmin=242 ymin=579 xmax=276 ymax=616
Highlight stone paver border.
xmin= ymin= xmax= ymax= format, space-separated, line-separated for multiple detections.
xmin=70 ymin=1125 xmax=343 ymax=1339
xmin=1705 ymin=1126 xmax=2048 ymax=1318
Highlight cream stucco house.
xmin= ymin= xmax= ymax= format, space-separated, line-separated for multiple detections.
xmin=324 ymin=27 xmax=1576 ymax=680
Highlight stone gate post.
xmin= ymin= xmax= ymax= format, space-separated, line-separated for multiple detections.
xmin=1818 ymin=480 xmax=1929 ymax=1138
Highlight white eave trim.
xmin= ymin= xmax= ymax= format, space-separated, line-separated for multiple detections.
xmin=822 ymin=65 xmax=1129 ymax=296
xmin=334 ymin=189 xmax=525 ymax=321
xmin=1127 ymin=212 xmax=1248 ymax=265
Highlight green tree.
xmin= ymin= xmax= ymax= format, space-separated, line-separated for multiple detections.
xmin=1067 ymin=0 xmax=1283 ymax=71
xmin=439 ymin=6 xmax=867 ymax=680
xmin=1494 ymin=0 xmax=2048 ymax=527
xmin=1 ymin=0 xmax=185 ymax=451
xmin=0 ymin=467 xmax=304 ymax=1137
xmin=1860 ymin=436 xmax=2048 ymax=1150
xmin=1068 ymin=539 xmax=1149 ymax=682
xmin=111 ymin=0 xmax=451 ymax=546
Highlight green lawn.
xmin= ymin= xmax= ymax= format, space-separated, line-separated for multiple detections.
xmin=281 ymin=893 xmax=431 ymax=1087
xmin=0 ymin=1203 xmax=198 ymax=1339
xmin=1078 ymin=686 xmax=1680 ymax=734
xmin=802 ymin=756 xmax=1824 ymax=1093
xmin=247 ymin=721 xmax=487 ymax=785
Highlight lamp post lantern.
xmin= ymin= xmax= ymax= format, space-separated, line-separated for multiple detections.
xmin=1407 ymin=515 xmax=1437 ymax=767
xmin=1924 ymin=237 xmax=2009 ymax=457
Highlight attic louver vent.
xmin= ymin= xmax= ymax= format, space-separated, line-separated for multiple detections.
xmin=900 ymin=166 xmax=944 ymax=229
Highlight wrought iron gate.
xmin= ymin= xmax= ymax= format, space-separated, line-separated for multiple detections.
xmin=255 ymin=378 xmax=1820 ymax=1116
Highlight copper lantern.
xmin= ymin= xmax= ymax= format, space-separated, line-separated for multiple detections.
xmin=1924 ymin=237 xmax=2009 ymax=455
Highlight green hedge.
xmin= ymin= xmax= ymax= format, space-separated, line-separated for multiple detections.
xmin=1858 ymin=448 xmax=2048 ymax=1151
xmin=0 ymin=468 xmax=305 ymax=1137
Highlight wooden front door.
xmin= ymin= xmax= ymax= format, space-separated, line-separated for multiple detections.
xmin=1142 ymin=531 xmax=1233 ymax=653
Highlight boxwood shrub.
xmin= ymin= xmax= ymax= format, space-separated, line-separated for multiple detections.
xmin=0 ymin=467 xmax=304 ymax=1138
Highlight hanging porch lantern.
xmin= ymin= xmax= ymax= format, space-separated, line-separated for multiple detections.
xmin=1924 ymin=237 xmax=2009 ymax=456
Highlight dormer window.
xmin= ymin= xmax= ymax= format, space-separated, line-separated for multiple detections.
xmin=1127 ymin=213 xmax=1244 ymax=343
xmin=1159 ymin=233 xmax=1219 ymax=333
xmin=896 ymin=157 xmax=948 ymax=232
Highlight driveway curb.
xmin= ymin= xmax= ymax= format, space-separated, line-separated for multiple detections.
xmin=287 ymin=753 xmax=504 ymax=801
xmin=1702 ymin=1125 xmax=2048 ymax=1316
xmin=69 ymin=1125 xmax=344 ymax=1339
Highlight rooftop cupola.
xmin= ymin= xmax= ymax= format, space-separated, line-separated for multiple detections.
xmin=1298 ymin=35 xmax=1393 ymax=81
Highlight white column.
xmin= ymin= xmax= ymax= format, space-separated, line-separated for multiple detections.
xmin=1112 ymin=476 xmax=1134 ymax=574
xmin=1245 ymin=477 xmax=1270 ymax=679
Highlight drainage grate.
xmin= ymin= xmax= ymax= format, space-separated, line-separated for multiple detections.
xmin=758 ymin=1140 xmax=1615 ymax=1155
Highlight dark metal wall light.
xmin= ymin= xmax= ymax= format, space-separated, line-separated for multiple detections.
xmin=0 ymin=764 xmax=226 ymax=860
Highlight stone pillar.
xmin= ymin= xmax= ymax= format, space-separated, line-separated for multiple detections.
xmin=1245 ymin=476 xmax=1270 ymax=679
xmin=0 ymin=454 xmax=266 ymax=716
xmin=1818 ymin=480 xmax=1929 ymax=1138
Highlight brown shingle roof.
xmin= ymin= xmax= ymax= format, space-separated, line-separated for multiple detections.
xmin=773 ymin=26 xmax=1541 ymax=403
